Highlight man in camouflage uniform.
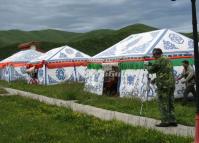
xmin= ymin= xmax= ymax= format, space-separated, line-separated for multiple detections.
xmin=147 ymin=48 xmax=177 ymax=127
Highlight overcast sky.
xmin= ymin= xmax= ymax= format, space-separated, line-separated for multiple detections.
xmin=0 ymin=0 xmax=198 ymax=32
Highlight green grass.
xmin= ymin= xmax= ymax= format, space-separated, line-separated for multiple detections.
xmin=0 ymin=80 xmax=196 ymax=126
xmin=0 ymin=96 xmax=193 ymax=143
xmin=0 ymin=87 xmax=7 ymax=94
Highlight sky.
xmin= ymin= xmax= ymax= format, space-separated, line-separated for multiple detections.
xmin=0 ymin=0 xmax=198 ymax=32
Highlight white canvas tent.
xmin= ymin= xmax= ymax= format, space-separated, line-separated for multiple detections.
xmin=29 ymin=45 xmax=91 ymax=85
xmin=85 ymin=29 xmax=194 ymax=99
xmin=0 ymin=48 xmax=43 ymax=81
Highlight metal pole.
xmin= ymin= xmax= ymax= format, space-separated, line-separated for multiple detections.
xmin=191 ymin=0 xmax=199 ymax=142
xmin=171 ymin=0 xmax=199 ymax=141
xmin=191 ymin=0 xmax=199 ymax=113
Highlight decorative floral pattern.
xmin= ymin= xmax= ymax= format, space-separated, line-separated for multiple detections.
xmin=94 ymin=73 xmax=100 ymax=82
xmin=127 ymin=75 xmax=135 ymax=85
xmin=75 ymin=52 xmax=84 ymax=58
xmin=163 ymin=40 xmax=178 ymax=50
xmin=38 ymin=69 xmax=43 ymax=78
xmin=125 ymin=38 xmax=153 ymax=54
xmin=188 ymin=40 xmax=194 ymax=49
xmin=59 ymin=52 xmax=68 ymax=58
xmin=20 ymin=67 xmax=26 ymax=74
xmin=65 ymin=48 xmax=74 ymax=54
xmin=169 ymin=33 xmax=184 ymax=44
xmin=48 ymin=75 xmax=58 ymax=84
xmin=56 ymin=68 xmax=66 ymax=80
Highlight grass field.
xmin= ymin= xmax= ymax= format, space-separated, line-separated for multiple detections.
xmin=0 ymin=87 xmax=7 ymax=94
xmin=0 ymin=80 xmax=196 ymax=126
xmin=0 ymin=96 xmax=193 ymax=143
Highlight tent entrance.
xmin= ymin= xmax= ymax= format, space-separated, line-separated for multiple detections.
xmin=102 ymin=64 xmax=120 ymax=96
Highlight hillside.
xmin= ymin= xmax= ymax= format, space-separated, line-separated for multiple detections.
xmin=0 ymin=29 xmax=81 ymax=48
xmin=0 ymin=24 xmax=157 ymax=60
xmin=0 ymin=23 xmax=197 ymax=60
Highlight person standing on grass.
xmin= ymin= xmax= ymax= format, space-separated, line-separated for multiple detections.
xmin=147 ymin=48 xmax=177 ymax=127
xmin=176 ymin=60 xmax=196 ymax=105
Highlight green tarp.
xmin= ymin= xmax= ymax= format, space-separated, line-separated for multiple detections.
xmin=119 ymin=58 xmax=194 ymax=70
xmin=87 ymin=63 xmax=102 ymax=70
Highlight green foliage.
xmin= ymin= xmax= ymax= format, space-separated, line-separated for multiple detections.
xmin=0 ymin=80 xmax=195 ymax=126
xmin=0 ymin=96 xmax=193 ymax=143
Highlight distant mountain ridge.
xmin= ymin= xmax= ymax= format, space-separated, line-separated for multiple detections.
xmin=0 ymin=23 xmax=197 ymax=60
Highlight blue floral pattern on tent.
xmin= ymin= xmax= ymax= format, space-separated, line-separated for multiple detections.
xmin=56 ymin=68 xmax=65 ymax=80
xmin=59 ymin=52 xmax=68 ymax=58
xmin=125 ymin=39 xmax=153 ymax=54
xmin=169 ymin=33 xmax=184 ymax=44
xmin=77 ymin=72 xmax=85 ymax=82
xmin=94 ymin=73 xmax=100 ymax=82
xmin=23 ymin=52 xmax=42 ymax=61
xmin=38 ymin=69 xmax=43 ymax=78
xmin=14 ymin=69 xmax=25 ymax=80
xmin=75 ymin=52 xmax=84 ymax=58
xmin=127 ymin=75 xmax=135 ymax=85
xmin=20 ymin=67 xmax=26 ymax=74
xmin=48 ymin=75 xmax=58 ymax=84
xmin=188 ymin=40 xmax=194 ymax=49
xmin=68 ymin=74 xmax=75 ymax=81
xmin=163 ymin=40 xmax=178 ymax=50
xmin=65 ymin=48 xmax=74 ymax=54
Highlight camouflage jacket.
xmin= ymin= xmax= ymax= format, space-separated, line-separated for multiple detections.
xmin=147 ymin=56 xmax=175 ymax=89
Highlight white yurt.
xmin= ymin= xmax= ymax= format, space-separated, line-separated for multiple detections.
xmin=29 ymin=45 xmax=91 ymax=85
xmin=85 ymin=29 xmax=194 ymax=99
xmin=0 ymin=42 xmax=44 ymax=82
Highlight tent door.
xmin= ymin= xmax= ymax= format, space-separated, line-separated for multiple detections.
xmin=103 ymin=66 xmax=120 ymax=96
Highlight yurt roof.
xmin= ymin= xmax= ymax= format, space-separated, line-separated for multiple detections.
xmin=93 ymin=29 xmax=194 ymax=60
xmin=30 ymin=45 xmax=91 ymax=63
xmin=0 ymin=49 xmax=43 ymax=63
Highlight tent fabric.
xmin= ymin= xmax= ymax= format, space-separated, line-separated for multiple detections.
xmin=0 ymin=49 xmax=43 ymax=82
xmin=119 ymin=66 xmax=186 ymax=98
xmin=85 ymin=29 xmax=196 ymax=99
xmin=119 ymin=58 xmax=194 ymax=70
xmin=0 ymin=49 xmax=43 ymax=63
xmin=30 ymin=45 xmax=91 ymax=64
xmin=84 ymin=69 xmax=105 ymax=95
xmin=46 ymin=61 xmax=88 ymax=69
xmin=93 ymin=29 xmax=194 ymax=60
xmin=29 ymin=45 xmax=91 ymax=85
xmin=119 ymin=62 xmax=145 ymax=70
xmin=87 ymin=63 xmax=103 ymax=70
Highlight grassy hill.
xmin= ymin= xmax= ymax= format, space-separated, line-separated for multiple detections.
xmin=0 ymin=23 xmax=197 ymax=60
xmin=0 ymin=29 xmax=81 ymax=47
xmin=0 ymin=24 xmax=157 ymax=60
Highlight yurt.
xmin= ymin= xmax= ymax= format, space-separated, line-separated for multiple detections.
xmin=85 ymin=29 xmax=194 ymax=99
xmin=0 ymin=42 xmax=44 ymax=82
xmin=29 ymin=45 xmax=91 ymax=85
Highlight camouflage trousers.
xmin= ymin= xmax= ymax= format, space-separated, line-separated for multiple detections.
xmin=157 ymin=87 xmax=176 ymax=123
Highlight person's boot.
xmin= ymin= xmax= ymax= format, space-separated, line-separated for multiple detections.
xmin=155 ymin=122 xmax=170 ymax=127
